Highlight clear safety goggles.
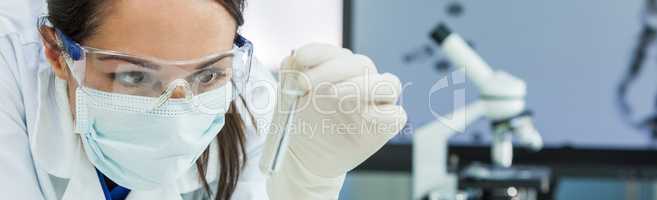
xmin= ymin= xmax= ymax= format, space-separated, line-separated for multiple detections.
xmin=39 ymin=17 xmax=253 ymax=114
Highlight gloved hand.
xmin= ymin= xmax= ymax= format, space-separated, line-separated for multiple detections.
xmin=263 ymin=44 xmax=407 ymax=200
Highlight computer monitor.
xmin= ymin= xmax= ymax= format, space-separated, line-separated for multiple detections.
xmin=345 ymin=0 xmax=657 ymax=149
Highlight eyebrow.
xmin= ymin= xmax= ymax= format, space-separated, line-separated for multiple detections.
xmin=97 ymin=55 xmax=161 ymax=70
xmin=196 ymin=53 xmax=232 ymax=70
xmin=97 ymin=53 xmax=233 ymax=70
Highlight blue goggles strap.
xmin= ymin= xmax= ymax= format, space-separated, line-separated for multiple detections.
xmin=55 ymin=28 xmax=252 ymax=61
xmin=55 ymin=29 xmax=83 ymax=60
xmin=234 ymin=34 xmax=250 ymax=48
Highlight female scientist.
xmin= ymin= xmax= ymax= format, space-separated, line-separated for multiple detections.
xmin=0 ymin=0 xmax=407 ymax=199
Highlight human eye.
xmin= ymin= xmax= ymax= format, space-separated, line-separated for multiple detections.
xmin=110 ymin=71 xmax=156 ymax=88
xmin=192 ymin=68 xmax=227 ymax=86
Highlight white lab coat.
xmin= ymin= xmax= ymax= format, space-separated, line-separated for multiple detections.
xmin=0 ymin=1 xmax=277 ymax=199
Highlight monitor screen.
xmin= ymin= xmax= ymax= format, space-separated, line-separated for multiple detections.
xmin=347 ymin=0 xmax=657 ymax=148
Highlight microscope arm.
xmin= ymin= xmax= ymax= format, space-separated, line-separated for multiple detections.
xmin=434 ymin=25 xmax=494 ymax=88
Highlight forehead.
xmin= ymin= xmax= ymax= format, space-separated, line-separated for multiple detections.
xmin=84 ymin=0 xmax=237 ymax=61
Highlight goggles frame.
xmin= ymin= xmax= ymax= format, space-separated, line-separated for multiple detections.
xmin=38 ymin=16 xmax=255 ymax=113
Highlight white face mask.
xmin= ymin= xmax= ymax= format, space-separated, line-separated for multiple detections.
xmin=74 ymin=83 xmax=232 ymax=190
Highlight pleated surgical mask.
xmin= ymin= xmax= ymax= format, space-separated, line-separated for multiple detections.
xmin=74 ymin=83 xmax=232 ymax=190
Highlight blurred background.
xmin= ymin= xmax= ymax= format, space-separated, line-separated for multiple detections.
xmin=242 ymin=0 xmax=657 ymax=199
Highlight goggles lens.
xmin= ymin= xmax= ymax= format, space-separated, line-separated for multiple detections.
xmin=50 ymin=27 xmax=253 ymax=113
xmin=79 ymin=50 xmax=236 ymax=97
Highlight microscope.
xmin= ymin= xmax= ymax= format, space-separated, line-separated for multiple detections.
xmin=412 ymin=23 xmax=545 ymax=200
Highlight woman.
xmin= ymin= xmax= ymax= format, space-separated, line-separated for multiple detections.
xmin=0 ymin=0 xmax=407 ymax=199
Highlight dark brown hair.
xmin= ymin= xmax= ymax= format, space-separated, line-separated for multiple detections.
xmin=44 ymin=0 xmax=248 ymax=199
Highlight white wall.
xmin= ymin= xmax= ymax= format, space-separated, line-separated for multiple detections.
xmin=240 ymin=0 xmax=343 ymax=69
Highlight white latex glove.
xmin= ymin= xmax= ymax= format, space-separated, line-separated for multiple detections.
xmin=263 ymin=44 xmax=408 ymax=200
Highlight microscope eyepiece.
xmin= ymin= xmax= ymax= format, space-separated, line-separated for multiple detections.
xmin=431 ymin=23 xmax=452 ymax=45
